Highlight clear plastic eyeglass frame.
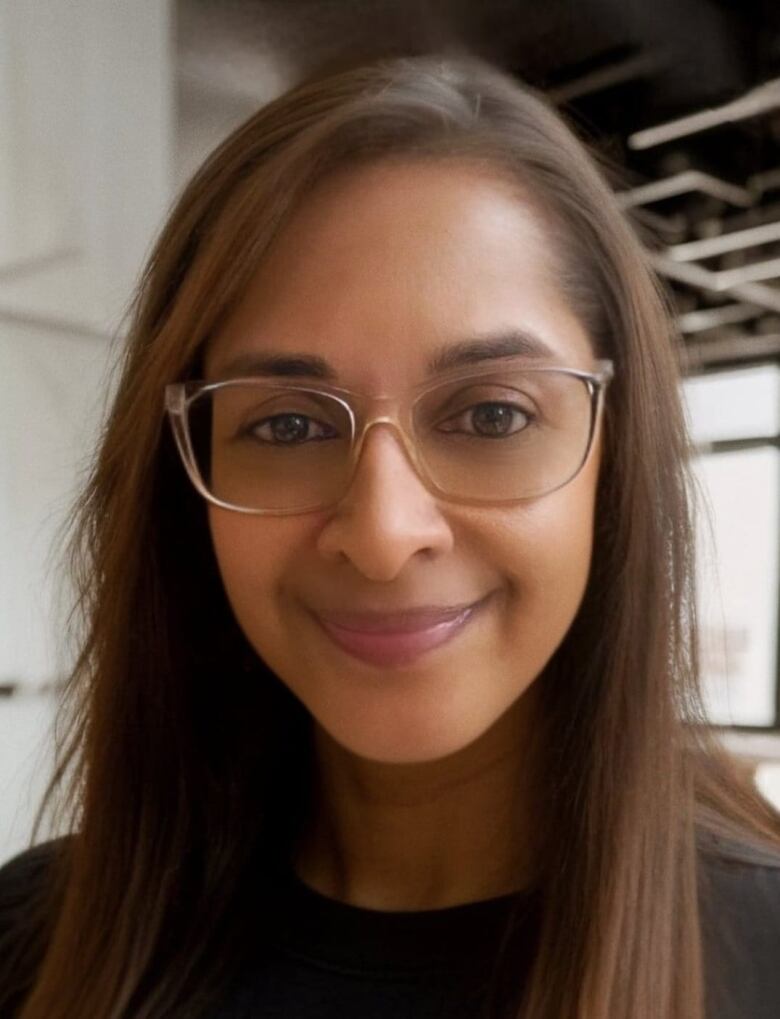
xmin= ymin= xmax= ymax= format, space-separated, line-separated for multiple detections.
xmin=165 ymin=357 xmax=615 ymax=515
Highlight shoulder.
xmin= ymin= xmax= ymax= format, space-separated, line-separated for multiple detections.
xmin=697 ymin=833 xmax=780 ymax=1019
xmin=0 ymin=837 xmax=73 ymax=1017
xmin=699 ymin=840 xmax=780 ymax=936
xmin=0 ymin=837 xmax=72 ymax=941
xmin=697 ymin=828 xmax=780 ymax=916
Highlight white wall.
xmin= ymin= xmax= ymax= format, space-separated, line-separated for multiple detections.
xmin=0 ymin=695 xmax=57 ymax=865
xmin=0 ymin=319 xmax=114 ymax=863
xmin=0 ymin=321 xmax=113 ymax=687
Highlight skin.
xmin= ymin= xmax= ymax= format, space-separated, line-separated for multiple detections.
xmin=204 ymin=159 xmax=603 ymax=910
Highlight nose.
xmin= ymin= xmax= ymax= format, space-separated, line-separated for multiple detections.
xmin=315 ymin=424 xmax=455 ymax=581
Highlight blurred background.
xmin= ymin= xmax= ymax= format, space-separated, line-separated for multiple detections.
xmin=2 ymin=0 xmax=780 ymax=863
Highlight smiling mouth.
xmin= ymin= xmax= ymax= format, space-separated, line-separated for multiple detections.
xmin=314 ymin=592 xmax=494 ymax=633
xmin=311 ymin=592 xmax=493 ymax=667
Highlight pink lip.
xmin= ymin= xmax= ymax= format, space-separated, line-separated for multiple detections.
xmin=313 ymin=595 xmax=491 ymax=667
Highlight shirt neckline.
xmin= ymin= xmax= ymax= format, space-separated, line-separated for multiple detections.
xmin=261 ymin=865 xmax=543 ymax=974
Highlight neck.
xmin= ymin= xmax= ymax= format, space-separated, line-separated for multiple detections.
xmin=293 ymin=686 xmax=545 ymax=911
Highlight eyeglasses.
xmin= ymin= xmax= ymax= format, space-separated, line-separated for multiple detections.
xmin=165 ymin=358 xmax=614 ymax=515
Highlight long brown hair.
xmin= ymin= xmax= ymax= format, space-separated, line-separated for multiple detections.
xmin=5 ymin=49 xmax=780 ymax=1019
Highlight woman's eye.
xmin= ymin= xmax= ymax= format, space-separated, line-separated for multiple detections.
xmin=244 ymin=413 xmax=339 ymax=444
xmin=438 ymin=402 xmax=534 ymax=438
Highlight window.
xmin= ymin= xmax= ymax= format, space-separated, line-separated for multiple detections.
xmin=683 ymin=363 xmax=780 ymax=729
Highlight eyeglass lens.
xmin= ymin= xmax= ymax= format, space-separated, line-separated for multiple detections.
xmin=186 ymin=368 xmax=595 ymax=511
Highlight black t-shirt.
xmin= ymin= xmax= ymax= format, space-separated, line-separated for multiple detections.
xmin=2 ymin=834 xmax=780 ymax=1018
xmin=210 ymin=858 xmax=540 ymax=1019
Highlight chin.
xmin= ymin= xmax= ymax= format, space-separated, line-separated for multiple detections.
xmin=342 ymin=741 xmax=473 ymax=766
xmin=320 ymin=713 xmax=492 ymax=765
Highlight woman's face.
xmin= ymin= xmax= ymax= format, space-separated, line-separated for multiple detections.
xmin=205 ymin=159 xmax=603 ymax=764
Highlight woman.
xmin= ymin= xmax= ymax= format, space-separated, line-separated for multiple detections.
xmin=1 ymin=50 xmax=779 ymax=1019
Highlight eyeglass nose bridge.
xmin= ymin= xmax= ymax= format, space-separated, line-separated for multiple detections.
xmin=342 ymin=393 xmax=434 ymax=492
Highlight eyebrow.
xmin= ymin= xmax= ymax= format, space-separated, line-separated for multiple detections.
xmin=213 ymin=329 xmax=560 ymax=383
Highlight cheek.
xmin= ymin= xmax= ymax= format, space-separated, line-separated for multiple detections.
xmin=491 ymin=469 xmax=598 ymax=661
xmin=207 ymin=508 xmax=309 ymax=638
xmin=529 ymin=502 xmax=594 ymax=610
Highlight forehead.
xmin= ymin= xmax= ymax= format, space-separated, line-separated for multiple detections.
xmin=205 ymin=159 xmax=596 ymax=386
